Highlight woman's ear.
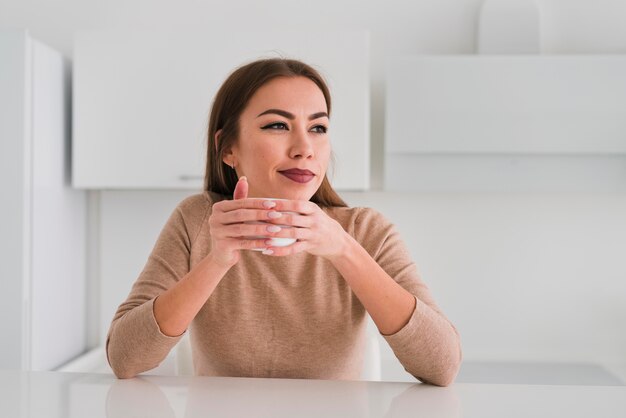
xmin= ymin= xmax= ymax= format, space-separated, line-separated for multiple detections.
xmin=216 ymin=129 xmax=237 ymax=168
xmin=214 ymin=129 xmax=222 ymax=154
xmin=222 ymin=152 xmax=234 ymax=168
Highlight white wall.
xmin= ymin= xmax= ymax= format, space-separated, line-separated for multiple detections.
xmin=0 ymin=27 xmax=29 ymax=371
xmin=2 ymin=0 xmax=626 ymax=380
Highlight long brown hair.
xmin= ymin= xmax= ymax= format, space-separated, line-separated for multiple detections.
xmin=204 ymin=58 xmax=348 ymax=207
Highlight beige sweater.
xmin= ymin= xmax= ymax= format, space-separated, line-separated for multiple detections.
xmin=106 ymin=191 xmax=462 ymax=385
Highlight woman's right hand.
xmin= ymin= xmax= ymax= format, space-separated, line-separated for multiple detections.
xmin=207 ymin=176 xmax=279 ymax=268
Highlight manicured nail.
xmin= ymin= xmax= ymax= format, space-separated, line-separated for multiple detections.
xmin=268 ymin=211 xmax=282 ymax=219
xmin=262 ymin=249 xmax=274 ymax=255
xmin=263 ymin=200 xmax=276 ymax=209
xmin=266 ymin=225 xmax=281 ymax=233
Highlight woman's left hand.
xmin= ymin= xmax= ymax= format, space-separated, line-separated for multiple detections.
xmin=261 ymin=200 xmax=350 ymax=259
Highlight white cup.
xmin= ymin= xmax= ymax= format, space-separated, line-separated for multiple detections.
xmin=244 ymin=198 xmax=297 ymax=250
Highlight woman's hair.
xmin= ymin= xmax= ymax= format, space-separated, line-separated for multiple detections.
xmin=204 ymin=57 xmax=348 ymax=207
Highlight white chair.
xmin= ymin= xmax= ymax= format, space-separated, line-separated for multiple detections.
xmin=360 ymin=323 xmax=383 ymax=381
xmin=174 ymin=323 xmax=382 ymax=381
xmin=174 ymin=332 xmax=194 ymax=377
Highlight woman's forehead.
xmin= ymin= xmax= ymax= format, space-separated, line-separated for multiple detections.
xmin=245 ymin=77 xmax=327 ymax=114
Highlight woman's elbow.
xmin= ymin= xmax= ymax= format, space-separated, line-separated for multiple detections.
xmin=434 ymin=330 xmax=463 ymax=386
xmin=417 ymin=363 xmax=460 ymax=387
xmin=437 ymin=342 xmax=463 ymax=386
xmin=432 ymin=366 xmax=460 ymax=387
xmin=106 ymin=342 xmax=138 ymax=379
xmin=108 ymin=355 xmax=137 ymax=379
xmin=110 ymin=363 xmax=138 ymax=379
xmin=417 ymin=345 xmax=463 ymax=387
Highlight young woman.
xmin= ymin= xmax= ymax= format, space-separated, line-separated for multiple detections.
xmin=106 ymin=58 xmax=462 ymax=386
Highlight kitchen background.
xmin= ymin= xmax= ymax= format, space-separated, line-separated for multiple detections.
xmin=1 ymin=0 xmax=625 ymax=383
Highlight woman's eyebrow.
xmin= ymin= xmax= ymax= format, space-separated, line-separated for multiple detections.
xmin=257 ymin=109 xmax=329 ymax=120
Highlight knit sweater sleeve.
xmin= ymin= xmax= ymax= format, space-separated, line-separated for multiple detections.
xmin=354 ymin=208 xmax=463 ymax=386
xmin=105 ymin=194 xmax=210 ymax=379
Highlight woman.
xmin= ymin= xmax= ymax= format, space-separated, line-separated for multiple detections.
xmin=106 ymin=58 xmax=462 ymax=386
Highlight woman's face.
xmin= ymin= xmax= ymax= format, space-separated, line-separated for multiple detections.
xmin=222 ymin=76 xmax=331 ymax=200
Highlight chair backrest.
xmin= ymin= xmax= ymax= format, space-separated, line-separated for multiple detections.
xmin=174 ymin=332 xmax=194 ymax=377
xmin=360 ymin=326 xmax=382 ymax=381
xmin=174 ymin=324 xmax=382 ymax=381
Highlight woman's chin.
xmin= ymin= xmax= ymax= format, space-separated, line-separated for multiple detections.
xmin=282 ymin=191 xmax=316 ymax=201
xmin=247 ymin=192 xmax=311 ymax=201
xmin=269 ymin=186 xmax=318 ymax=201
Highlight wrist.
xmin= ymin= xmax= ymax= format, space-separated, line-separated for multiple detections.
xmin=325 ymin=232 xmax=358 ymax=264
xmin=205 ymin=250 xmax=237 ymax=272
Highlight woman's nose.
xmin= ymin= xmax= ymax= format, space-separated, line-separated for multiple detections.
xmin=289 ymin=127 xmax=314 ymax=159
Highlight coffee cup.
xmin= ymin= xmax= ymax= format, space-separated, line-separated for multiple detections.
xmin=244 ymin=198 xmax=297 ymax=250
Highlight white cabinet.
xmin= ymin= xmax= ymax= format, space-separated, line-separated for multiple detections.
xmin=73 ymin=29 xmax=370 ymax=190
xmin=385 ymin=55 xmax=626 ymax=192
xmin=0 ymin=28 xmax=87 ymax=370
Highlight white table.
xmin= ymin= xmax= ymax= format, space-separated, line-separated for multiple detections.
xmin=1 ymin=370 xmax=625 ymax=418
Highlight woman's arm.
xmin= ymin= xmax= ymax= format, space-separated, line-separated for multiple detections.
xmin=105 ymin=198 xmax=207 ymax=379
xmin=326 ymin=234 xmax=416 ymax=336
xmin=107 ymin=219 xmax=258 ymax=379
xmin=107 ymin=178 xmax=270 ymax=378
xmin=152 ymin=253 xmax=231 ymax=337
xmin=259 ymin=203 xmax=462 ymax=387
xmin=327 ymin=232 xmax=462 ymax=387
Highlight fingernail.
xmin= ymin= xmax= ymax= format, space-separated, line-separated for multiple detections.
xmin=262 ymin=200 xmax=276 ymax=209
xmin=268 ymin=211 xmax=282 ymax=219
xmin=240 ymin=176 xmax=247 ymax=182
xmin=266 ymin=225 xmax=281 ymax=233
xmin=262 ymin=249 xmax=274 ymax=255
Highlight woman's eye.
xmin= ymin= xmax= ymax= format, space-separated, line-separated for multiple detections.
xmin=311 ymin=125 xmax=328 ymax=134
xmin=262 ymin=122 xmax=288 ymax=130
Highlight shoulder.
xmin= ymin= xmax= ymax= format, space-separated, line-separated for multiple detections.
xmin=172 ymin=191 xmax=228 ymax=242
xmin=177 ymin=190 xmax=227 ymax=213
xmin=324 ymin=204 xmax=390 ymax=226
xmin=323 ymin=205 xmax=394 ymax=241
xmin=324 ymin=204 xmax=403 ymax=260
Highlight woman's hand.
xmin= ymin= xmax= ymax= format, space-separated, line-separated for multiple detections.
xmin=260 ymin=199 xmax=351 ymax=259
xmin=207 ymin=177 xmax=286 ymax=268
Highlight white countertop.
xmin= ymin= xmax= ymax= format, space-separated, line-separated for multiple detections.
xmin=1 ymin=370 xmax=625 ymax=418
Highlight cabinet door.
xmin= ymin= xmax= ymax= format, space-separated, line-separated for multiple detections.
xmin=73 ymin=29 xmax=369 ymax=190
xmin=31 ymin=38 xmax=88 ymax=371
xmin=384 ymin=55 xmax=626 ymax=192
xmin=386 ymin=55 xmax=626 ymax=155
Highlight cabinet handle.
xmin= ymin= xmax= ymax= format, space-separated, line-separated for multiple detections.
xmin=178 ymin=175 xmax=203 ymax=181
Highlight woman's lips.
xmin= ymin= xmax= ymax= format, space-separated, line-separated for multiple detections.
xmin=279 ymin=171 xmax=315 ymax=184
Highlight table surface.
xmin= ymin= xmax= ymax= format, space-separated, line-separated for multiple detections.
xmin=1 ymin=370 xmax=625 ymax=418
